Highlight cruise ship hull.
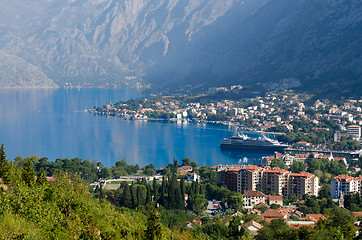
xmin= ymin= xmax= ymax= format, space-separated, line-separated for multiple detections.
xmin=220 ymin=143 xmax=288 ymax=151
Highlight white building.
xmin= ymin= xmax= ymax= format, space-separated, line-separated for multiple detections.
xmin=330 ymin=175 xmax=362 ymax=199
xmin=347 ymin=125 xmax=361 ymax=140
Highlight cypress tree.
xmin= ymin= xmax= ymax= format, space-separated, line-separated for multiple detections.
xmin=141 ymin=177 xmax=147 ymax=186
xmin=131 ymin=183 xmax=138 ymax=208
xmin=137 ymin=185 xmax=147 ymax=207
xmin=122 ymin=183 xmax=132 ymax=208
xmin=173 ymin=159 xmax=179 ymax=173
xmin=99 ymin=185 xmax=105 ymax=202
xmin=146 ymin=184 xmax=152 ymax=204
xmin=22 ymin=158 xmax=35 ymax=186
xmin=180 ymin=177 xmax=185 ymax=209
xmin=159 ymin=176 xmax=166 ymax=206
xmin=152 ymin=177 xmax=158 ymax=202
xmin=167 ymin=175 xmax=176 ymax=209
xmin=144 ymin=203 xmax=162 ymax=240
xmin=0 ymin=143 xmax=9 ymax=183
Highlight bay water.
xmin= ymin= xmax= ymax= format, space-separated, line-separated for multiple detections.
xmin=0 ymin=88 xmax=274 ymax=168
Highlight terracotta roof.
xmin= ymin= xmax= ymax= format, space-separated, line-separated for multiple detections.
xmin=353 ymin=212 xmax=362 ymax=217
xmin=235 ymin=210 xmax=243 ymax=216
xmin=250 ymin=208 xmax=261 ymax=214
xmin=306 ymin=214 xmax=326 ymax=222
xmin=264 ymin=167 xmax=288 ymax=174
xmin=257 ymin=202 xmax=269 ymax=208
xmin=261 ymin=209 xmax=284 ymax=219
xmin=243 ymin=165 xmax=261 ymax=170
xmin=348 ymin=125 xmax=361 ymax=128
xmin=289 ymin=172 xmax=315 ymax=178
xmin=354 ymin=176 xmax=362 ymax=181
xmin=243 ymin=190 xmax=267 ymax=197
xmin=244 ymin=220 xmax=263 ymax=229
xmin=269 ymin=195 xmax=283 ymax=201
xmin=333 ymin=175 xmax=354 ymax=180
xmin=192 ymin=219 xmax=202 ymax=225
xmin=289 ymin=223 xmax=315 ymax=229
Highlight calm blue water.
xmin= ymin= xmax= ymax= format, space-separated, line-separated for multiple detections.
xmin=0 ymin=88 xmax=275 ymax=168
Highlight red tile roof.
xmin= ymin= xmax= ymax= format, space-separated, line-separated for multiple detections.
xmin=243 ymin=190 xmax=267 ymax=197
xmin=261 ymin=209 xmax=284 ymax=219
xmin=257 ymin=202 xmax=269 ymax=208
xmin=269 ymin=195 xmax=283 ymax=201
xmin=244 ymin=220 xmax=263 ymax=229
xmin=306 ymin=214 xmax=326 ymax=222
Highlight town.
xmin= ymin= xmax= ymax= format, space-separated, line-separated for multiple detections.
xmin=83 ymin=144 xmax=362 ymax=237
xmin=90 ymin=89 xmax=362 ymax=153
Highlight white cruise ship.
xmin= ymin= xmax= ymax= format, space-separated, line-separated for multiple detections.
xmin=220 ymin=133 xmax=288 ymax=151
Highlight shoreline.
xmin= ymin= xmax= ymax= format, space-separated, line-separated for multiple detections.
xmin=87 ymin=109 xmax=286 ymax=136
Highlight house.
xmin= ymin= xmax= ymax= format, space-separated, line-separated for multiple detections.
xmin=243 ymin=190 xmax=267 ymax=209
xmin=261 ymin=209 xmax=286 ymax=222
xmin=296 ymin=141 xmax=312 ymax=148
xmin=268 ymin=195 xmax=283 ymax=206
xmin=186 ymin=172 xmax=201 ymax=182
xmin=287 ymin=221 xmax=316 ymax=229
xmin=244 ymin=221 xmax=263 ymax=235
xmin=233 ymin=210 xmax=244 ymax=217
xmin=293 ymin=210 xmax=304 ymax=218
xmin=177 ymin=166 xmax=192 ymax=175
xmin=249 ymin=208 xmax=262 ymax=216
xmin=187 ymin=219 xmax=202 ymax=228
xmin=256 ymin=202 xmax=269 ymax=208
xmin=305 ymin=214 xmax=326 ymax=222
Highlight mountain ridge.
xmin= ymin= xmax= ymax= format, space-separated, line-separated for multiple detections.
xmin=0 ymin=0 xmax=360 ymax=95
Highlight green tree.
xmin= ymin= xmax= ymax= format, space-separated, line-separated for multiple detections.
xmin=22 ymin=158 xmax=35 ymax=186
xmin=153 ymin=178 xmax=158 ymax=203
xmin=36 ymin=168 xmax=48 ymax=185
xmin=256 ymin=218 xmax=292 ymax=240
xmin=181 ymin=157 xmax=191 ymax=166
xmin=137 ymin=185 xmax=147 ymax=207
xmin=144 ymin=204 xmax=162 ymax=240
xmin=193 ymin=194 xmax=207 ymax=215
xmin=228 ymin=216 xmax=246 ymax=239
xmin=229 ymin=193 xmax=244 ymax=211
xmin=121 ymin=182 xmax=132 ymax=208
xmin=0 ymin=143 xmax=9 ymax=183
xmin=270 ymin=159 xmax=287 ymax=170
xmin=290 ymin=161 xmax=306 ymax=173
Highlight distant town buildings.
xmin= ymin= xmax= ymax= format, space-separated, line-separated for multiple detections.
xmin=216 ymin=165 xmax=319 ymax=198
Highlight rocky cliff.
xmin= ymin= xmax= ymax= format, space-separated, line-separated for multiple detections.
xmin=0 ymin=0 xmax=360 ymax=94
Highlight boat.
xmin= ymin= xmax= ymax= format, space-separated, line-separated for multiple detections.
xmin=220 ymin=132 xmax=288 ymax=151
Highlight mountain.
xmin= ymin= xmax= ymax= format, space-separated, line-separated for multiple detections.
xmin=0 ymin=0 xmax=361 ymax=95
xmin=0 ymin=51 xmax=57 ymax=88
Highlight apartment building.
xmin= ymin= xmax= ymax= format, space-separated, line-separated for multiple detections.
xmin=330 ymin=175 xmax=362 ymax=199
xmin=261 ymin=167 xmax=289 ymax=196
xmin=217 ymin=165 xmax=319 ymax=198
xmin=288 ymin=172 xmax=319 ymax=196
xmin=347 ymin=125 xmax=361 ymax=140
xmin=238 ymin=165 xmax=263 ymax=193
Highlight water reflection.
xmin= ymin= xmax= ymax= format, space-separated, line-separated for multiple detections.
xmin=0 ymin=88 xmax=275 ymax=168
xmin=220 ymin=148 xmax=275 ymax=165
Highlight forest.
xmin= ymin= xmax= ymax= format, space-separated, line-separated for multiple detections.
xmin=1 ymin=143 xmax=362 ymax=239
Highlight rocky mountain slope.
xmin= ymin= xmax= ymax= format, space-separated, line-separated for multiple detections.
xmin=0 ymin=51 xmax=57 ymax=88
xmin=0 ymin=0 xmax=361 ymax=94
